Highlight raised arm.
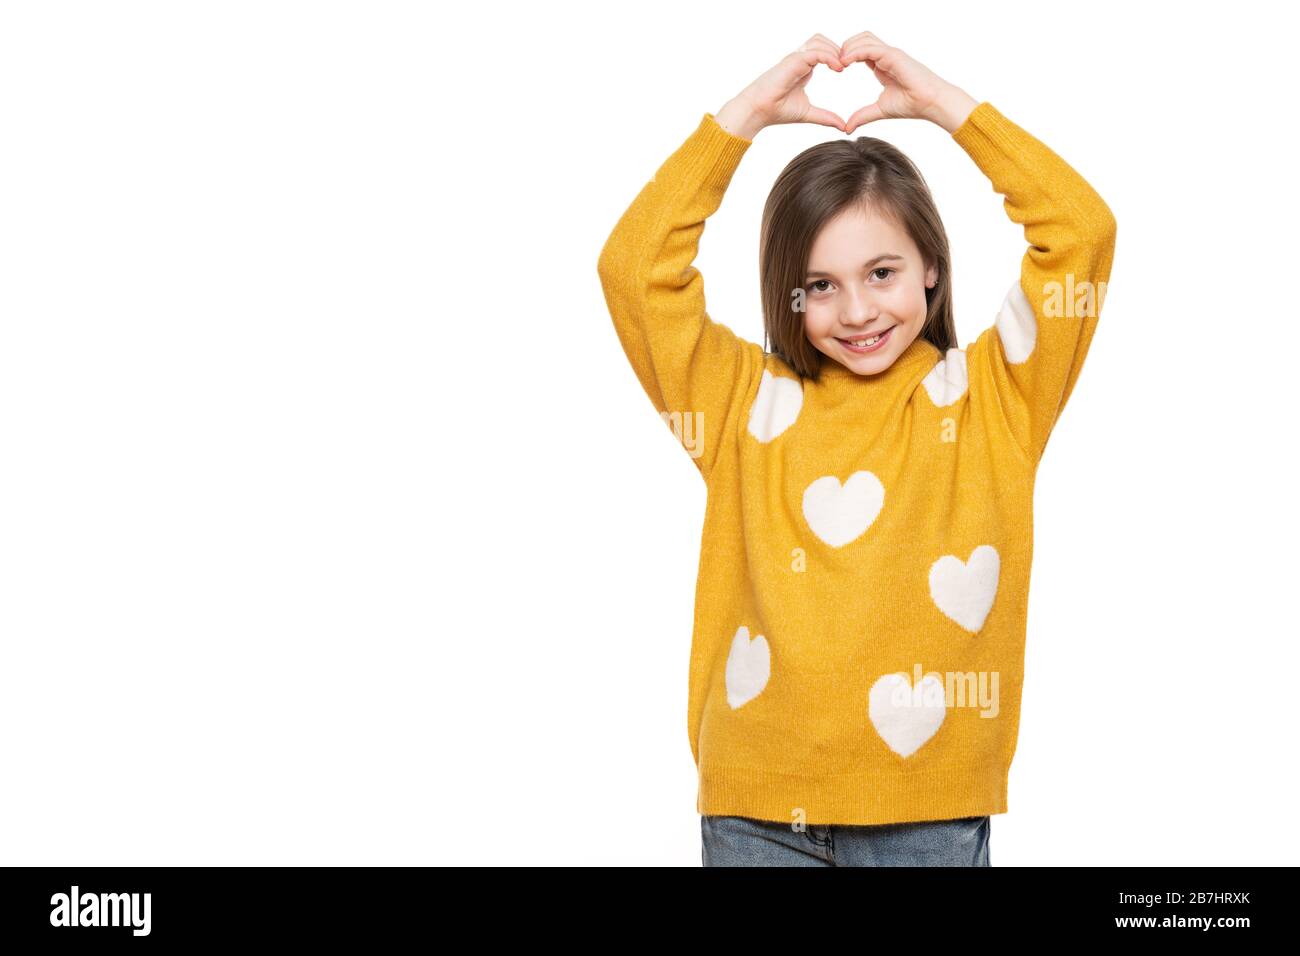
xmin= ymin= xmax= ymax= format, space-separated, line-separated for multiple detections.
xmin=596 ymin=112 xmax=764 ymax=481
xmin=953 ymin=102 xmax=1118 ymax=466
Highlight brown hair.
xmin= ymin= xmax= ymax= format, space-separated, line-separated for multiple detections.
xmin=759 ymin=133 xmax=959 ymax=380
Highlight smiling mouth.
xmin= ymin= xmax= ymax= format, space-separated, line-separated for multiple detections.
xmin=836 ymin=326 xmax=894 ymax=353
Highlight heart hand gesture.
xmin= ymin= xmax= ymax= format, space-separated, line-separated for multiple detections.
xmin=714 ymin=32 xmax=977 ymax=140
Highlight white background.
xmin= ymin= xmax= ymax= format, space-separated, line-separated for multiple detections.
xmin=2 ymin=1 xmax=1296 ymax=865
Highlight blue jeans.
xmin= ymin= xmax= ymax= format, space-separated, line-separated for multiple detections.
xmin=701 ymin=814 xmax=991 ymax=866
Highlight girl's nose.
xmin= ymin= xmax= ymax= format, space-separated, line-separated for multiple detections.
xmin=841 ymin=284 xmax=879 ymax=323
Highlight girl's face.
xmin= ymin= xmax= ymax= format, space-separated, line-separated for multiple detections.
xmin=802 ymin=203 xmax=937 ymax=374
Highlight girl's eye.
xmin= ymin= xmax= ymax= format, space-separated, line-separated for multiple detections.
xmin=808 ymin=271 xmax=890 ymax=293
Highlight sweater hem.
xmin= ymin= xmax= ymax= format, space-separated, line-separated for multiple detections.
xmin=696 ymin=762 xmax=1009 ymax=826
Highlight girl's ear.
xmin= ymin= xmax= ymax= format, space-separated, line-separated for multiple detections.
xmin=924 ymin=261 xmax=938 ymax=288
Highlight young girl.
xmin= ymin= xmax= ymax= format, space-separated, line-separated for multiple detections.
xmin=597 ymin=31 xmax=1116 ymax=867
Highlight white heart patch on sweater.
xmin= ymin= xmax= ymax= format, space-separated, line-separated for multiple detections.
xmin=995 ymin=281 xmax=1037 ymax=363
xmin=921 ymin=346 xmax=969 ymax=406
xmin=747 ymin=369 xmax=803 ymax=442
xmin=929 ymin=544 xmax=1001 ymax=633
xmin=725 ymin=625 xmax=770 ymax=709
xmin=802 ymin=471 xmax=885 ymax=548
xmin=868 ymin=672 xmax=947 ymax=757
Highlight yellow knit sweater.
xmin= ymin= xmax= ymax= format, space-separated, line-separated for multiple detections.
xmin=596 ymin=102 xmax=1116 ymax=826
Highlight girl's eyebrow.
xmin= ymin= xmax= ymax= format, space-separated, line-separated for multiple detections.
xmin=806 ymin=254 xmax=905 ymax=279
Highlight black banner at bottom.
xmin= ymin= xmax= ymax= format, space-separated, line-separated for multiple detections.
xmin=0 ymin=865 xmax=1286 ymax=943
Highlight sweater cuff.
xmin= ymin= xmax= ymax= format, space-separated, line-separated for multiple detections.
xmin=950 ymin=101 xmax=1019 ymax=171
xmin=675 ymin=112 xmax=753 ymax=190
xmin=703 ymin=111 xmax=755 ymax=147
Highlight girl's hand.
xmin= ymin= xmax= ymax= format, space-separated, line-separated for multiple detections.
xmin=839 ymin=32 xmax=977 ymax=134
xmin=714 ymin=34 xmax=850 ymax=140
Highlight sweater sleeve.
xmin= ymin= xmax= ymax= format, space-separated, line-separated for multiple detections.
xmin=597 ymin=112 xmax=766 ymax=482
xmin=952 ymin=102 xmax=1118 ymax=466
